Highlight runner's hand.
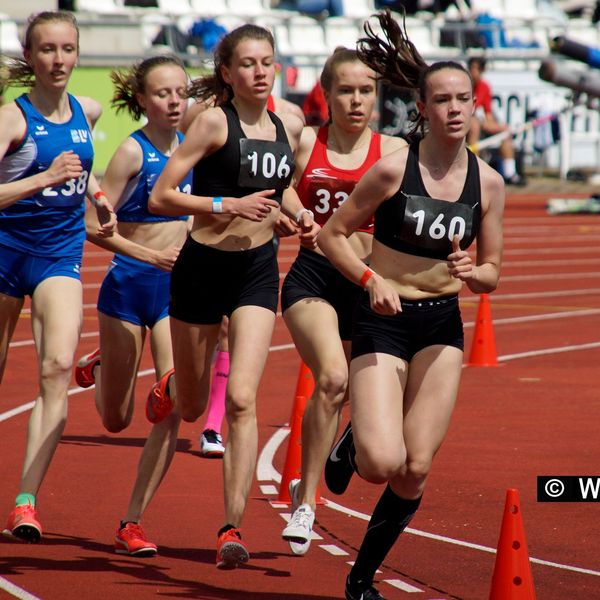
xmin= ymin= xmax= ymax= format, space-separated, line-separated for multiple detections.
xmin=45 ymin=151 xmax=82 ymax=186
xmin=93 ymin=195 xmax=117 ymax=238
xmin=230 ymin=190 xmax=280 ymax=221
xmin=447 ymin=235 xmax=473 ymax=281
xmin=274 ymin=213 xmax=299 ymax=237
xmin=152 ymin=245 xmax=181 ymax=272
xmin=366 ymin=274 xmax=401 ymax=315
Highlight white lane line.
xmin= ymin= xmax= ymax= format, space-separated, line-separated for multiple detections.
xmin=0 ymin=576 xmax=42 ymax=600
xmin=11 ymin=299 xmax=600 ymax=353
xmin=322 ymin=502 xmax=600 ymax=577
xmin=505 ymin=234 xmax=600 ymax=243
xmin=385 ymin=579 xmax=424 ymax=593
xmin=319 ymin=545 xmax=349 ymax=556
xmin=4 ymin=338 xmax=599 ymax=424
xmin=503 ymin=258 xmax=600 ymax=267
xmin=475 ymin=308 xmax=600 ymax=327
xmin=256 ymin=427 xmax=288 ymax=484
xmin=499 ymin=341 xmax=600 ymax=361
xmin=502 ymin=271 xmax=600 ymax=282
xmin=463 ymin=288 xmax=600 ymax=301
xmin=503 ymin=247 xmax=600 ymax=256
xmin=260 ymin=408 xmax=600 ymax=582
xmin=9 ymin=331 xmax=99 ymax=350
xmin=0 ymin=368 xmax=153 ymax=423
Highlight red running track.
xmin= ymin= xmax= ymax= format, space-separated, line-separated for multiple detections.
xmin=1 ymin=193 xmax=599 ymax=599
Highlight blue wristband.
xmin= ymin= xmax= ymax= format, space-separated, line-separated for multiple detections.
xmin=212 ymin=196 xmax=223 ymax=213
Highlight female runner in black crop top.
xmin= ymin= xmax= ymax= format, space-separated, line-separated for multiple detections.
xmin=317 ymin=11 xmax=505 ymax=600
xmin=146 ymin=24 xmax=318 ymax=570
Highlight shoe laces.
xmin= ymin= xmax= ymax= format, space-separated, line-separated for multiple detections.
xmin=15 ymin=503 xmax=36 ymax=517
xmin=203 ymin=429 xmax=222 ymax=444
xmin=122 ymin=523 xmax=146 ymax=540
xmin=289 ymin=505 xmax=313 ymax=529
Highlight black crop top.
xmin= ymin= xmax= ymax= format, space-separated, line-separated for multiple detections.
xmin=192 ymin=102 xmax=294 ymax=204
xmin=373 ymin=141 xmax=481 ymax=260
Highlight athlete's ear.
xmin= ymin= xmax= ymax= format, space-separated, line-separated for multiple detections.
xmin=220 ymin=64 xmax=232 ymax=86
xmin=136 ymin=92 xmax=146 ymax=112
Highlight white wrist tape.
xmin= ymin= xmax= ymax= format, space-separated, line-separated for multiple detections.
xmin=295 ymin=208 xmax=314 ymax=224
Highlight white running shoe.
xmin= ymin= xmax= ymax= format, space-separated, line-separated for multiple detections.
xmin=199 ymin=429 xmax=225 ymax=458
xmin=282 ymin=478 xmax=314 ymax=556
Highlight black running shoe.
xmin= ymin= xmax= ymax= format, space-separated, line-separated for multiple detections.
xmin=325 ymin=421 xmax=355 ymax=495
xmin=345 ymin=574 xmax=385 ymax=600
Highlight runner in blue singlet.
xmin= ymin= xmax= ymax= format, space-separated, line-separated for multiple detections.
xmin=74 ymin=55 xmax=191 ymax=557
xmin=0 ymin=10 xmax=115 ymax=544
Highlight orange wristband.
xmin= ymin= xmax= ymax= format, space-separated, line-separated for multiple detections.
xmin=93 ymin=190 xmax=106 ymax=200
xmin=359 ymin=268 xmax=375 ymax=288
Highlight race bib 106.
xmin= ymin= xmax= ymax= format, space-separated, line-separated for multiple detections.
xmin=238 ymin=139 xmax=294 ymax=194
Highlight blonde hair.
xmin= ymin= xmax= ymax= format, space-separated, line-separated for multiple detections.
xmin=0 ymin=11 xmax=79 ymax=89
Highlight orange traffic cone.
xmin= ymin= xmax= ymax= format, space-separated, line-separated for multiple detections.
xmin=278 ymin=361 xmax=322 ymax=504
xmin=468 ymin=293 xmax=498 ymax=366
xmin=489 ymin=488 xmax=536 ymax=599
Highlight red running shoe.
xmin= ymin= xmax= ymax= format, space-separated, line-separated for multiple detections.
xmin=146 ymin=368 xmax=174 ymax=424
xmin=2 ymin=504 xmax=42 ymax=543
xmin=216 ymin=528 xmax=249 ymax=570
xmin=75 ymin=348 xmax=101 ymax=388
xmin=114 ymin=522 xmax=157 ymax=557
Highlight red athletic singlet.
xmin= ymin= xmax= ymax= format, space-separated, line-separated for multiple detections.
xmin=296 ymin=126 xmax=381 ymax=233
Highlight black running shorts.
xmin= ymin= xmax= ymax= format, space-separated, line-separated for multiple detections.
xmin=351 ymin=293 xmax=464 ymax=361
xmin=169 ymin=236 xmax=279 ymax=324
xmin=281 ymin=246 xmax=362 ymax=341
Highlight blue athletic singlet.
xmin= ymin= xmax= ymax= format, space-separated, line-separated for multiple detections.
xmin=114 ymin=129 xmax=191 ymax=223
xmin=0 ymin=93 xmax=94 ymax=258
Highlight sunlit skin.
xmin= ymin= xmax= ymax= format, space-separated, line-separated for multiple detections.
xmin=0 ymin=14 xmax=114 ymax=526
xmin=25 ymin=22 xmax=79 ymax=98
xmin=145 ymin=29 xmax=316 ymax=550
xmin=137 ymin=64 xmax=188 ymax=132
xmin=325 ymin=61 xmax=377 ymax=135
xmin=82 ymin=61 xmax=191 ymax=531
xmin=89 ymin=62 xmax=190 ymax=268
xmin=417 ymin=68 xmax=476 ymax=143
xmin=321 ymin=60 xmax=380 ymax=261
xmin=221 ymin=39 xmax=276 ymax=107
xmin=281 ymin=56 xmax=407 ymax=522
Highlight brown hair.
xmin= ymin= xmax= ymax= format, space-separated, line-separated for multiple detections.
xmin=320 ymin=47 xmax=364 ymax=93
xmin=187 ymin=23 xmax=275 ymax=106
xmin=319 ymin=46 xmax=374 ymax=124
xmin=357 ymin=9 xmax=470 ymax=137
xmin=111 ymin=54 xmax=187 ymax=121
xmin=0 ymin=11 xmax=79 ymax=89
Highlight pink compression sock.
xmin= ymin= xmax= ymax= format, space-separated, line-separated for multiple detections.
xmin=203 ymin=351 xmax=229 ymax=433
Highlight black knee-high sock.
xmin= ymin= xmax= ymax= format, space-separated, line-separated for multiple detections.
xmin=349 ymin=485 xmax=422 ymax=585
